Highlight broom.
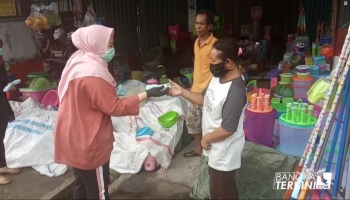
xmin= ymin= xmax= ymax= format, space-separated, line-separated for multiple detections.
xmin=283 ymin=25 xmax=350 ymax=200
xmin=297 ymin=40 xmax=350 ymax=200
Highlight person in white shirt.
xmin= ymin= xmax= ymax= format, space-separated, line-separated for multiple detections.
xmin=169 ymin=37 xmax=252 ymax=199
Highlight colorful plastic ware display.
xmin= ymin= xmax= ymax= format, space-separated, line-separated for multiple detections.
xmin=247 ymin=89 xmax=273 ymax=113
xmin=279 ymin=100 xmax=317 ymax=127
xmin=244 ymin=108 xmax=277 ymax=147
xmin=279 ymin=73 xmax=294 ymax=83
xmin=275 ymin=85 xmax=294 ymax=97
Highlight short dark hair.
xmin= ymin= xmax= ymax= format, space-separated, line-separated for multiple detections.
xmin=212 ymin=37 xmax=254 ymax=66
xmin=196 ymin=9 xmax=215 ymax=25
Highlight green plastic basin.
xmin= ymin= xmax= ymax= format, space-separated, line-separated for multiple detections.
xmin=158 ymin=111 xmax=179 ymax=128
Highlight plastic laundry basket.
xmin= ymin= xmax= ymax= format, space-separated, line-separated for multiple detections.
xmin=244 ymin=109 xmax=277 ymax=147
xmin=278 ymin=119 xmax=313 ymax=157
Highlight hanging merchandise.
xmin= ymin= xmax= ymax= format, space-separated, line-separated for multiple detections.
xmin=296 ymin=1 xmax=306 ymax=35
xmin=168 ymin=25 xmax=181 ymax=40
xmin=287 ymin=34 xmax=294 ymax=44
xmin=251 ymin=19 xmax=261 ymax=39
xmin=251 ymin=6 xmax=262 ymax=19
xmin=42 ymin=10 xmax=62 ymax=27
xmin=212 ymin=14 xmax=224 ymax=37
xmin=264 ymin=25 xmax=272 ymax=40
xmin=53 ymin=28 xmax=67 ymax=44
xmin=25 ymin=15 xmax=52 ymax=30
xmin=81 ymin=4 xmax=97 ymax=27
xmin=295 ymin=42 xmax=305 ymax=54
xmin=25 ymin=2 xmax=61 ymax=30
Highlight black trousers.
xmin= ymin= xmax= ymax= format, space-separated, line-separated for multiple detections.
xmin=209 ymin=167 xmax=239 ymax=200
xmin=0 ymin=114 xmax=8 ymax=168
xmin=72 ymin=161 xmax=110 ymax=200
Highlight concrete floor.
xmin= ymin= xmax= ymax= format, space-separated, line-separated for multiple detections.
xmin=0 ymin=141 xmax=199 ymax=199
xmin=110 ymin=141 xmax=200 ymax=199
xmin=110 ymin=173 xmax=191 ymax=199
xmin=0 ymin=167 xmax=74 ymax=199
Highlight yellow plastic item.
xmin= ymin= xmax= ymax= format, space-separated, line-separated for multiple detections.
xmin=307 ymin=77 xmax=336 ymax=109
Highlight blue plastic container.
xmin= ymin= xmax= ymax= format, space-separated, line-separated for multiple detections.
xmin=309 ymin=66 xmax=319 ymax=76
xmin=278 ymin=119 xmax=314 ymax=157
xmin=311 ymin=71 xmax=331 ymax=84
xmin=313 ymin=55 xmax=326 ymax=66
xmin=136 ymin=127 xmax=154 ymax=137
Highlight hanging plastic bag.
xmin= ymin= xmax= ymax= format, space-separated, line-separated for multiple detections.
xmin=30 ymin=4 xmax=41 ymax=17
xmin=41 ymin=9 xmax=62 ymax=27
xmin=81 ymin=5 xmax=97 ymax=27
xmin=40 ymin=2 xmax=58 ymax=15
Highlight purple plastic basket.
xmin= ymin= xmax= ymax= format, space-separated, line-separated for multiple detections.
xmin=271 ymin=69 xmax=281 ymax=73
xmin=244 ymin=109 xmax=277 ymax=147
xmin=267 ymin=72 xmax=278 ymax=78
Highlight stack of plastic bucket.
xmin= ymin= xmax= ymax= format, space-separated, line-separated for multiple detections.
xmin=278 ymin=100 xmax=316 ymax=157
xmin=244 ymin=89 xmax=277 ymax=147
xmin=293 ymin=75 xmax=313 ymax=101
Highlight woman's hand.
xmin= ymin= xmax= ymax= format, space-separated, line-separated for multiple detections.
xmin=168 ymin=79 xmax=183 ymax=97
xmin=201 ymin=136 xmax=211 ymax=151
xmin=145 ymin=86 xmax=169 ymax=97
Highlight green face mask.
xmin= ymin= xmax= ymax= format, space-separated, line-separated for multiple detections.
xmin=0 ymin=48 xmax=2 ymax=56
xmin=102 ymin=48 xmax=115 ymax=62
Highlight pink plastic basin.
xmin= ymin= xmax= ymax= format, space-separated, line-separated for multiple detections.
xmin=22 ymin=90 xmax=50 ymax=103
xmin=42 ymin=90 xmax=59 ymax=107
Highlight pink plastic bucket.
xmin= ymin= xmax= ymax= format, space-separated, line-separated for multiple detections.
xmin=143 ymin=156 xmax=156 ymax=171
xmin=42 ymin=90 xmax=59 ymax=107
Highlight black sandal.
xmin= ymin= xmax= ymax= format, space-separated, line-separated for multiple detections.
xmin=183 ymin=150 xmax=201 ymax=157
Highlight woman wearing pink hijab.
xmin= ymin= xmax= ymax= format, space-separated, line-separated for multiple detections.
xmin=54 ymin=25 xmax=168 ymax=199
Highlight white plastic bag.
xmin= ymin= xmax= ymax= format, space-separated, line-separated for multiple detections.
xmin=9 ymin=97 xmax=43 ymax=116
xmin=81 ymin=5 xmax=97 ymax=27
xmin=4 ymin=108 xmax=67 ymax=177
xmin=110 ymin=116 xmax=148 ymax=174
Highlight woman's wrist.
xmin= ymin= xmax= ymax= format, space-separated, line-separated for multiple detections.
xmin=137 ymin=92 xmax=147 ymax=102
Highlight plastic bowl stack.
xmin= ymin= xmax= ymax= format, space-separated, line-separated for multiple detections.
xmin=295 ymin=65 xmax=310 ymax=79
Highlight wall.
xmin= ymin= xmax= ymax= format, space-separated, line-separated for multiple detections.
xmin=188 ymin=0 xmax=196 ymax=33
xmin=215 ymin=0 xmax=299 ymax=39
xmin=0 ymin=19 xmax=38 ymax=63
